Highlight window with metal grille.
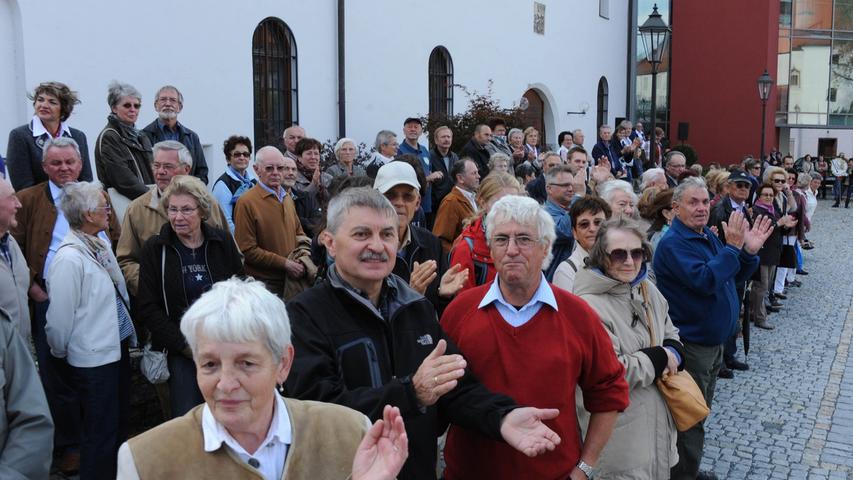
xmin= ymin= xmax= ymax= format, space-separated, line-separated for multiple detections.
xmin=252 ymin=18 xmax=298 ymax=151
xmin=597 ymin=77 xmax=609 ymax=128
xmin=428 ymin=46 xmax=454 ymax=118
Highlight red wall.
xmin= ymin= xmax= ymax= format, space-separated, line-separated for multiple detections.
xmin=669 ymin=0 xmax=779 ymax=166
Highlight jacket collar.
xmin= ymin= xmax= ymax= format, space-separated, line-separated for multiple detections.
xmin=153 ymin=221 xmax=228 ymax=247
xmin=327 ymin=266 xmax=424 ymax=322
xmin=670 ymin=216 xmax=712 ymax=241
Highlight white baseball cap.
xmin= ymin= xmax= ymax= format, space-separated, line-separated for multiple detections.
xmin=373 ymin=161 xmax=420 ymax=194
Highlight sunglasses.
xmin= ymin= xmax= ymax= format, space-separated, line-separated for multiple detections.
xmin=608 ymin=248 xmax=645 ymax=264
xmin=772 ymin=179 xmax=786 ymax=184
xmin=231 ymin=151 xmax=251 ymax=158
xmin=122 ymin=102 xmax=141 ymax=109
xmin=576 ymin=219 xmax=604 ymax=229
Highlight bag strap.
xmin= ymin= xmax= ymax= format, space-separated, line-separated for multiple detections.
xmin=161 ymin=246 xmax=170 ymax=318
xmin=98 ymin=127 xmax=144 ymax=179
xmin=639 ymin=282 xmax=657 ymax=345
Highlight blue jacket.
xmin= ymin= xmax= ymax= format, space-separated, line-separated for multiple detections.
xmin=398 ymin=141 xmax=433 ymax=214
xmin=652 ymin=217 xmax=759 ymax=346
xmin=542 ymin=199 xmax=574 ymax=281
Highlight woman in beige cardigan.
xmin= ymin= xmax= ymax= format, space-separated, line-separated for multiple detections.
xmin=572 ymin=218 xmax=684 ymax=479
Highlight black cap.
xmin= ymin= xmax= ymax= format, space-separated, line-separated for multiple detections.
xmin=403 ymin=117 xmax=423 ymax=126
xmin=728 ymin=170 xmax=752 ymax=184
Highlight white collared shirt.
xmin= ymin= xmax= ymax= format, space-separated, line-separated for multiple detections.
xmin=44 ymin=181 xmax=110 ymax=278
xmin=31 ymin=115 xmax=71 ymax=138
xmin=202 ymin=392 xmax=292 ymax=480
xmin=478 ymin=274 xmax=558 ymax=327
xmin=456 ymin=186 xmax=478 ymax=211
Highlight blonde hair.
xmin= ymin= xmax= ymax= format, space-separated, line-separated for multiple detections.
xmin=476 ymin=172 xmax=522 ymax=212
xmin=161 ymin=175 xmax=214 ymax=220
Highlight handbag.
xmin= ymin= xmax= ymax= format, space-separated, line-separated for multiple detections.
xmin=640 ymin=283 xmax=710 ymax=432
xmin=140 ymin=342 xmax=170 ymax=384
xmin=98 ymin=127 xmax=153 ymax=223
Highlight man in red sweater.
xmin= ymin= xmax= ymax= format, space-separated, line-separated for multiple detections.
xmin=441 ymin=195 xmax=630 ymax=480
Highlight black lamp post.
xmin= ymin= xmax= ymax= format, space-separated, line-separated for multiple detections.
xmin=639 ymin=4 xmax=671 ymax=166
xmin=757 ymin=69 xmax=773 ymax=164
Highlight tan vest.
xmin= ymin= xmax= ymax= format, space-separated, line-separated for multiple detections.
xmin=127 ymin=398 xmax=367 ymax=479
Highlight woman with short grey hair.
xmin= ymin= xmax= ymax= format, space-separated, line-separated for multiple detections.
xmin=488 ymin=152 xmax=511 ymax=174
xmin=94 ymin=80 xmax=155 ymax=201
xmin=45 ymin=181 xmax=136 ymax=479
xmin=508 ymin=128 xmax=525 ymax=165
xmin=573 ymin=217 xmax=683 ymax=479
xmin=327 ymin=137 xmax=367 ymax=178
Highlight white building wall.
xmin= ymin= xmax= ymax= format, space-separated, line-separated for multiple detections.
xmin=786 ymin=127 xmax=853 ymax=159
xmin=1 ymin=0 xmax=628 ymax=184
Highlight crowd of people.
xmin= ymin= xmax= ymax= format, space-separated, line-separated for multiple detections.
xmin=0 ymin=80 xmax=832 ymax=480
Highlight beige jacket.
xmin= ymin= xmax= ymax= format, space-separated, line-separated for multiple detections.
xmin=573 ymin=267 xmax=680 ymax=479
xmin=116 ymin=187 xmax=229 ymax=295
xmin=0 ymin=234 xmax=30 ymax=338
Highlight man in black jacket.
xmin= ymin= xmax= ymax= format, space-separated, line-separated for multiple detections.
xmin=141 ymin=85 xmax=208 ymax=184
xmin=708 ymin=169 xmax=755 ymax=376
xmin=460 ymin=124 xmax=492 ymax=178
xmin=285 ymin=187 xmax=562 ymax=480
xmin=428 ymin=126 xmax=457 ymax=210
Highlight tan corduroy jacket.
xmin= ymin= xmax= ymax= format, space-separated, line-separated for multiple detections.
xmin=432 ymin=186 xmax=476 ymax=253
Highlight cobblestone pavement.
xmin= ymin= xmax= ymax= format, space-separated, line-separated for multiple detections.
xmin=700 ymin=199 xmax=853 ymax=479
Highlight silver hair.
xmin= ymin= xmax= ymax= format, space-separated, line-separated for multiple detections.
xmin=154 ymin=85 xmax=183 ymax=104
xmin=374 ymin=130 xmax=397 ymax=151
xmin=797 ymin=172 xmax=811 ymax=188
xmin=598 ymin=180 xmax=638 ymax=205
xmin=598 ymin=124 xmax=612 ymax=134
xmin=484 ymin=195 xmax=556 ymax=271
xmin=325 ymin=187 xmax=398 ymax=234
xmin=106 ymin=80 xmax=141 ymax=108
xmin=672 ymin=176 xmax=708 ymax=203
xmin=507 ymin=128 xmax=523 ymax=141
xmin=640 ymin=168 xmax=666 ymax=190
xmin=810 ymin=172 xmax=823 ymax=181
xmin=572 ymin=128 xmax=584 ymax=137
xmin=152 ymin=140 xmax=193 ymax=169
xmin=60 ymin=181 xmax=105 ymax=229
xmin=334 ymin=138 xmax=358 ymax=159
xmin=544 ymin=164 xmax=574 ymax=184
xmin=255 ymin=145 xmax=284 ymax=166
xmin=180 ymin=277 xmax=291 ymax=361
xmin=488 ymin=152 xmax=511 ymax=171
xmin=42 ymin=136 xmax=81 ymax=161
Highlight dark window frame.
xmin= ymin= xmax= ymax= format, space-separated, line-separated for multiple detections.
xmin=597 ymin=77 xmax=609 ymax=128
xmin=428 ymin=46 xmax=454 ymax=118
xmin=252 ymin=17 xmax=298 ymax=151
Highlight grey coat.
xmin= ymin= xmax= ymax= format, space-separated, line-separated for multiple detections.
xmin=0 ymin=234 xmax=30 ymax=339
xmin=0 ymin=308 xmax=53 ymax=479
xmin=573 ymin=267 xmax=681 ymax=479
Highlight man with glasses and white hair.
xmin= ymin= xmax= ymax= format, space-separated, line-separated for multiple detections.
xmin=653 ymin=177 xmax=772 ymax=480
xmin=285 ymin=187 xmax=564 ymax=480
xmin=141 ymin=85 xmax=208 ymax=184
xmin=440 ymin=195 xmax=628 ymax=480
xmin=663 ymin=151 xmax=687 ymax=188
xmin=116 ymin=140 xmax=228 ymax=296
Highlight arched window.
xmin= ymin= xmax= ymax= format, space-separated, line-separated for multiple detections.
xmin=252 ymin=18 xmax=298 ymax=150
xmin=597 ymin=77 xmax=609 ymax=128
xmin=428 ymin=46 xmax=454 ymax=118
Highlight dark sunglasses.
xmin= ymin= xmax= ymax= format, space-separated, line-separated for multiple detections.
xmin=122 ymin=102 xmax=141 ymax=109
xmin=608 ymin=248 xmax=645 ymax=264
xmin=772 ymin=179 xmax=786 ymax=184
xmin=231 ymin=151 xmax=251 ymax=158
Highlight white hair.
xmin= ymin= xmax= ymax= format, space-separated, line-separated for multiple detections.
xmin=152 ymin=140 xmax=192 ymax=169
xmin=334 ymin=138 xmax=358 ymax=159
xmin=42 ymin=136 xmax=82 ymax=160
xmin=484 ymin=195 xmax=556 ymax=271
xmin=598 ymin=180 xmax=638 ymax=205
xmin=181 ymin=277 xmax=291 ymax=361
xmin=672 ymin=176 xmax=708 ymax=203
xmin=640 ymin=168 xmax=666 ymax=190
xmin=60 ymin=181 xmax=105 ymax=229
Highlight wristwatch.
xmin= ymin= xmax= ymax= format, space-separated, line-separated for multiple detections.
xmin=576 ymin=460 xmax=594 ymax=479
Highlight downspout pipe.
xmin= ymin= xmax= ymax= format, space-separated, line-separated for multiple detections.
xmin=337 ymin=0 xmax=346 ymax=137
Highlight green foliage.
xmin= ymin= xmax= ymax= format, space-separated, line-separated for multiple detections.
xmin=422 ymin=80 xmax=526 ymax=152
xmin=670 ymin=143 xmax=699 ymax=166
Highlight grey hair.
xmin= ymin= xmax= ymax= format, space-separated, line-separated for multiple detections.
xmin=255 ymin=145 xmax=284 ymax=166
xmin=598 ymin=124 xmax=612 ymax=134
xmin=152 ymin=140 xmax=192 ymax=169
xmin=60 ymin=181 xmax=105 ymax=229
xmin=598 ymin=180 xmax=638 ymax=205
xmin=810 ymin=172 xmax=823 ymax=181
xmin=672 ymin=176 xmax=708 ymax=203
xmin=374 ymin=130 xmax=397 ymax=151
xmin=797 ymin=172 xmax=811 ymax=188
xmin=544 ymin=164 xmax=574 ymax=184
xmin=334 ymin=138 xmax=358 ymax=159
xmin=107 ymin=80 xmax=141 ymax=108
xmin=484 ymin=195 xmax=556 ymax=271
xmin=586 ymin=217 xmax=653 ymax=274
xmin=325 ymin=187 xmax=398 ymax=234
xmin=180 ymin=277 xmax=291 ymax=361
xmin=154 ymin=85 xmax=183 ymax=104
xmin=572 ymin=128 xmax=584 ymax=138
xmin=42 ymin=136 xmax=81 ymax=161
xmin=488 ymin=152 xmax=511 ymax=171
xmin=507 ymin=128 xmax=523 ymax=141
xmin=640 ymin=168 xmax=665 ymax=190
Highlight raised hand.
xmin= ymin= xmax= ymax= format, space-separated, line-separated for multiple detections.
xmin=500 ymin=407 xmax=562 ymax=457
xmin=352 ymin=405 xmax=409 ymax=480
xmin=721 ymin=210 xmax=747 ymax=249
xmin=409 ymin=260 xmax=438 ymax=295
xmin=438 ymin=263 xmax=468 ymax=298
xmin=412 ymin=339 xmax=466 ymax=407
xmin=743 ymin=214 xmax=774 ymax=255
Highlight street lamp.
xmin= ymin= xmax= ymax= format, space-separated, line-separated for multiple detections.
xmin=757 ymin=69 xmax=773 ymax=164
xmin=639 ymin=4 xmax=671 ymax=166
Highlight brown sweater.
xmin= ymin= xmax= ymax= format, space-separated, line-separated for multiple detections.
xmin=233 ymin=185 xmax=308 ymax=292
xmin=432 ymin=186 xmax=476 ymax=253
xmin=124 ymin=398 xmax=368 ymax=479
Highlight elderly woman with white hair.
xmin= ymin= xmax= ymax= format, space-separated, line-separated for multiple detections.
xmin=45 ymin=181 xmax=136 ymax=479
xmin=117 ymin=277 xmax=408 ymax=480
xmin=487 ymin=152 xmax=511 ymax=175
xmin=95 ymin=81 xmax=155 ymax=200
xmin=327 ymin=138 xmax=367 ymax=179
xmin=599 ymin=179 xmax=639 ymax=219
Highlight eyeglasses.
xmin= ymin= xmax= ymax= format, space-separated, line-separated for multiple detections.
xmin=576 ymin=218 xmax=604 ymax=229
xmin=157 ymin=96 xmax=180 ymax=104
xmin=772 ymin=179 xmax=786 ymax=184
xmin=153 ymin=162 xmax=178 ymax=171
xmin=731 ymin=182 xmax=751 ymax=189
xmin=491 ymin=234 xmax=538 ymax=249
xmin=608 ymin=248 xmax=645 ymax=264
xmin=231 ymin=151 xmax=251 ymax=158
xmin=167 ymin=206 xmax=199 ymax=216
xmin=93 ymin=205 xmax=112 ymax=213
xmin=121 ymin=102 xmax=141 ymax=110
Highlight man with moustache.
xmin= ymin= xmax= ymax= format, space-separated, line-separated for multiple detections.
xmin=428 ymin=126 xmax=458 ymax=210
xmin=142 ymin=85 xmax=208 ymax=184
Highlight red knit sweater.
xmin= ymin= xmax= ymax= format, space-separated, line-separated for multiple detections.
xmin=440 ymin=283 xmax=629 ymax=480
